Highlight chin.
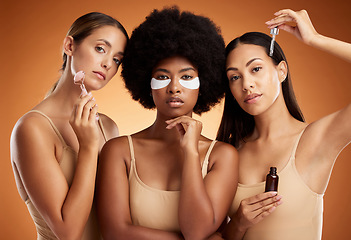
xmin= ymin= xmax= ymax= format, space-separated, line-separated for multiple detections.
xmin=243 ymin=107 xmax=264 ymax=117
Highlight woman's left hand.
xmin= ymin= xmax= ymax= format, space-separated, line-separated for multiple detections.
xmin=265 ymin=9 xmax=319 ymax=45
xmin=165 ymin=116 xmax=202 ymax=151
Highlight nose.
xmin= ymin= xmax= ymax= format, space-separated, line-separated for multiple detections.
xmin=101 ymin=57 xmax=112 ymax=70
xmin=167 ymin=79 xmax=181 ymax=94
xmin=242 ymin=77 xmax=255 ymax=92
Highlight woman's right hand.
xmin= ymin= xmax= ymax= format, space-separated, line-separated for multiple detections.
xmin=226 ymin=192 xmax=282 ymax=238
xmin=265 ymin=9 xmax=318 ymax=45
xmin=69 ymin=92 xmax=100 ymax=149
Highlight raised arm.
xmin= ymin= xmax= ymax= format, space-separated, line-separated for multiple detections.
xmin=266 ymin=9 xmax=351 ymax=63
xmin=10 ymin=94 xmax=100 ymax=240
xmin=166 ymin=116 xmax=239 ymax=240
xmin=96 ymin=137 xmax=183 ymax=240
xmin=267 ymin=9 xmax=351 ymax=194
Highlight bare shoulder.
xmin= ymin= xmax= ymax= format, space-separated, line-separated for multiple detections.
xmin=11 ymin=112 xmax=56 ymax=151
xmin=10 ymin=111 xmax=60 ymax=172
xmin=213 ymin=141 xmax=238 ymax=157
xmin=209 ymin=141 xmax=239 ymax=167
xmin=301 ymin=104 xmax=351 ymax=144
xmin=98 ymin=113 xmax=119 ymax=139
xmin=297 ymin=113 xmax=339 ymax=155
xmin=100 ymin=135 xmax=132 ymax=165
xmin=101 ymin=135 xmax=129 ymax=154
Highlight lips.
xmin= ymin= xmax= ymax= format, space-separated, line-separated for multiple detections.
xmin=166 ymin=97 xmax=184 ymax=107
xmin=244 ymin=93 xmax=262 ymax=104
xmin=93 ymin=71 xmax=106 ymax=80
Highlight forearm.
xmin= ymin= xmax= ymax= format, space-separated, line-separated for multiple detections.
xmin=222 ymin=217 xmax=246 ymax=240
xmin=207 ymin=232 xmax=224 ymax=240
xmin=309 ymin=34 xmax=351 ymax=63
xmin=179 ymin=151 xmax=216 ymax=239
xmin=103 ymin=223 xmax=183 ymax=240
xmin=58 ymin=145 xmax=99 ymax=238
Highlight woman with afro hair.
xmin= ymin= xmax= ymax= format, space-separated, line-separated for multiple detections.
xmin=96 ymin=6 xmax=238 ymax=240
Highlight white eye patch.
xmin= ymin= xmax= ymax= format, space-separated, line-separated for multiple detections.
xmin=151 ymin=78 xmax=171 ymax=89
xmin=179 ymin=77 xmax=200 ymax=89
xmin=150 ymin=77 xmax=200 ymax=90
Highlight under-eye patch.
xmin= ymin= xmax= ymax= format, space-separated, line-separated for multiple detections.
xmin=150 ymin=77 xmax=200 ymax=90
xmin=151 ymin=78 xmax=171 ymax=89
xmin=179 ymin=77 xmax=200 ymax=90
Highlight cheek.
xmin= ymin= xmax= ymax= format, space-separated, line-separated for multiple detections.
xmin=190 ymin=89 xmax=200 ymax=102
xmin=151 ymin=90 xmax=164 ymax=105
xmin=110 ymin=65 xmax=119 ymax=76
xmin=266 ymin=73 xmax=281 ymax=96
xmin=229 ymin=83 xmax=241 ymax=100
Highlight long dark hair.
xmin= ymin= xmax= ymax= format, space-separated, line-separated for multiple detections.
xmin=216 ymin=32 xmax=305 ymax=148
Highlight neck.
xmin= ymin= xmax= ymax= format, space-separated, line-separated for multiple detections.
xmin=45 ymin=69 xmax=83 ymax=118
xmin=252 ymin=93 xmax=299 ymax=140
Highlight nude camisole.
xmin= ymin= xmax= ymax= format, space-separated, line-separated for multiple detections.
xmin=127 ymin=135 xmax=217 ymax=232
xmin=17 ymin=110 xmax=106 ymax=240
xmin=229 ymin=129 xmax=324 ymax=240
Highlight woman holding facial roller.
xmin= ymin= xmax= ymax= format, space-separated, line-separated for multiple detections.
xmin=217 ymin=9 xmax=351 ymax=240
xmin=96 ymin=6 xmax=238 ymax=240
xmin=10 ymin=12 xmax=128 ymax=239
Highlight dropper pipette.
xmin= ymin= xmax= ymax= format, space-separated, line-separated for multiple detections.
xmin=269 ymin=27 xmax=279 ymax=56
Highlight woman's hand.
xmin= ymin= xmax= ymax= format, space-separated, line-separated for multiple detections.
xmin=165 ymin=116 xmax=202 ymax=151
xmin=225 ymin=192 xmax=282 ymax=239
xmin=265 ymin=9 xmax=319 ymax=45
xmin=70 ymin=92 xmax=100 ymax=149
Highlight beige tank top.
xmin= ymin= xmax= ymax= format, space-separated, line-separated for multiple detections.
xmin=17 ymin=110 xmax=107 ymax=240
xmin=127 ymin=135 xmax=216 ymax=232
xmin=229 ymin=130 xmax=324 ymax=240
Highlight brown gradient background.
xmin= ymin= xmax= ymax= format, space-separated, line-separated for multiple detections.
xmin=1 ymin=0 xmax=350 ymax=239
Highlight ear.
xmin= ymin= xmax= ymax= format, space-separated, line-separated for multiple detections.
xmin=277 ymin=60 xmax=288 ymax=83
xmin=63 ymin=36 xmax=74 ymax=56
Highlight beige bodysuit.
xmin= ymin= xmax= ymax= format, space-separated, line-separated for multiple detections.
xmin=14 ymin=110 xmax=105 ymax=240
xmin=127 ymin=135 xmax=216 ymax=232
xmin=229 ymin=130 xmax=324 ymax=240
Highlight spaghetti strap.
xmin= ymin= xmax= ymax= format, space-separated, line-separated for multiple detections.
xmin=202 ymin=140 xmax=217 ymax=178
xmin=27 ymin=110 xmax=67 ymax=147
xmin=290 ymin=128 xmax=306 ymax=158
xmin=127 ymin=135 xmax=135 ymax=161
xmin=97 ymin=114 xmax=108 ymax=142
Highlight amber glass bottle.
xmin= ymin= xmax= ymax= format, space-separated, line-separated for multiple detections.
xmin=265 ymin=167 xmax=279 ymax=192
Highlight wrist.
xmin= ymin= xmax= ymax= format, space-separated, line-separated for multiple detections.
xmin=231 ymin=213 xmax=248 ymax=235
xmin=307 ymin=32 xmax=323 ymax=47
xmin=183 ymin=149 xmax=199 ymax=159
xmin=79 ymin=143 xmax=99 ymax=154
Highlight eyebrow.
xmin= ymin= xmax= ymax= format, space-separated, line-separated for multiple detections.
xmin=97 ymin=39 xmax=124 ymax=56
xmin=179 ymin=67 xmax=196 ymax=73
xmin=226 ymin=58 xmax=263 ymax=72
xmin=154 ymin=67 xmax=196 ymax=74
xmin=154 ymin=68 xmax=170 ymax=74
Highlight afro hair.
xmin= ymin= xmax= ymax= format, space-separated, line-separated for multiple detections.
xmin=121 ymin=6 xmax=226 ymax=114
